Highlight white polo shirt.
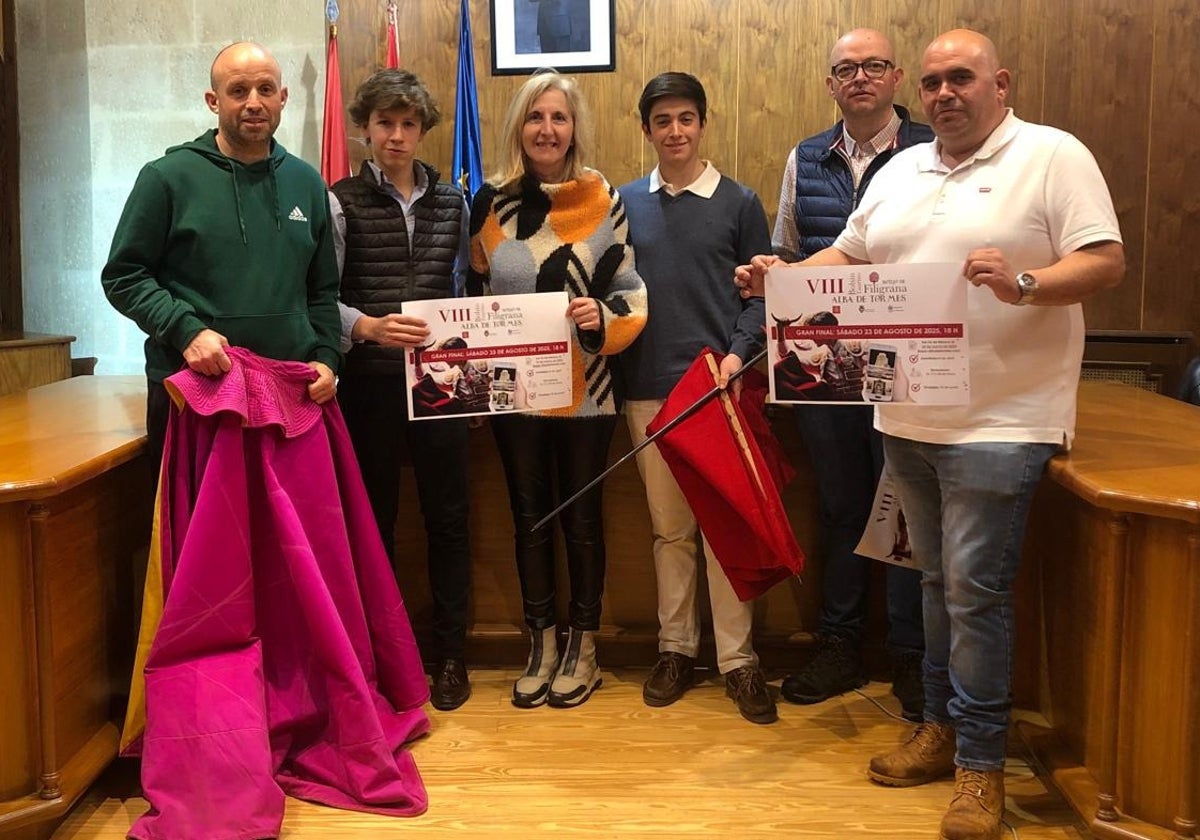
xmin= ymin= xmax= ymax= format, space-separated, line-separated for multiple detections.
xmin=833 ymin=109 xmax=1122 ymax=447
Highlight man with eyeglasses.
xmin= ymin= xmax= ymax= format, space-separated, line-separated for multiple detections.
xmin=739 ymin=28 xmax=1123 ymax=840
xmin=771 ymin=28 xmax=932 ymax=724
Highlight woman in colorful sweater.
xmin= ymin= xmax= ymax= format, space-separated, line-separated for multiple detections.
xmin=468 ymin=71 xmax=647 ymax=709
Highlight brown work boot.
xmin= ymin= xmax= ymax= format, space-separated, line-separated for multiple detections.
xmin=643 ymin=651 xmax=695 ymax=707
xmin=939 ymin=767 xmax=1005 ymax=840
xmin=868 ymin=721 xmax=956 ymax=786
xmin=724 ymin=665 xmax=778 ymax=724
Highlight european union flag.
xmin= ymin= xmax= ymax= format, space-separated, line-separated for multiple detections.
xmin=452 ymin=0 xmax=484 ymax=203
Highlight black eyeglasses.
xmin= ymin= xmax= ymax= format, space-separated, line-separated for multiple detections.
xmin=831 ymin=59 xmax=895 ymax=82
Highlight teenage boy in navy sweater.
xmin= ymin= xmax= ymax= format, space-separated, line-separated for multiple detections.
xmin=618 ymin=72 xmax=776 ymax=725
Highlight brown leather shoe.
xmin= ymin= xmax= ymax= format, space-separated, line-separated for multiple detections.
xmin=724 ymin=665 xmax=777 ymax=724
xmin=868 ymin=721 xmax=956 ymax=786
xmin=430 ymin=658 xmax=471 ymax=711
xmin=643 ymin=652 xmax=695 ymax=707
xmin=939 ymin=767 xmax=1005 ymax=840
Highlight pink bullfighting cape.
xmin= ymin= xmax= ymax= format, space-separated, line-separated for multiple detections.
xmin=647 ymin=349 xmax=805 ymax=601
xmin=122 ymin=347 xmax=430 ymax=840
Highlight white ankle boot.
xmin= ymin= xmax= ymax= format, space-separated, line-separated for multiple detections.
xmin=548 ymin=627 xmax=602 ymax=707
xmin=512 ymin=626 xmax=559 ymax=708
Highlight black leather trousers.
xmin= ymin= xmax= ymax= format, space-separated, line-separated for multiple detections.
xmin=491 ymin=413 xmax=617 ymax=632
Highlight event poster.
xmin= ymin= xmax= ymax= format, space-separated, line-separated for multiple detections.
xmin=855 ymin=465 xmax=919 ymax=569
xmin=765 ymin=262 xmax=969 ymax=405
xmin=403 ymin=291 xmax=572 ymax=420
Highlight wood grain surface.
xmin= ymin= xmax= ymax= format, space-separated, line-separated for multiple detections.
xmin=49 ymin=673 xmax=1086 ymax=840
xmin=328 ymin=0 xmax=1199 ymax=337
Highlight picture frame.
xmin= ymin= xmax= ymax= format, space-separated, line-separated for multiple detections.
xmin=490 ymin=0 xmax=616 ymax=76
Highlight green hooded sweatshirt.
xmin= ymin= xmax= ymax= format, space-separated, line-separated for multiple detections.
xmin=102 ymin=129 xmax=342 ymax=383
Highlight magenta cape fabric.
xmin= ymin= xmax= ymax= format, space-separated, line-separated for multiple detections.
xmin=132 ymin=348 xmax=430 ymax=840
xmin=647 ymin=349 xmax=805 ymax=601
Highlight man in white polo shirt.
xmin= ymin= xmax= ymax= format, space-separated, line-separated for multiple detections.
xmin=736 ymin=28 xmax=1124 ymax=840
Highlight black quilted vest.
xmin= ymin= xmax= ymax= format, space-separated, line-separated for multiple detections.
xmin=333 ymin=160 xmax=463 ymax=376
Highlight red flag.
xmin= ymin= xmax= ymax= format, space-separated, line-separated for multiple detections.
xmin=320 ymin=25 xmax=350 ymax=186
xmin=647 ymin=349 xmax=804 ymax=601
xmin=385 ymin=1 xmax=400 ymax=68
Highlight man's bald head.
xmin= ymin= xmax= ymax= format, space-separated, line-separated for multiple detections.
xmin=830 ymin=28 xmax=896 ymax=66
xmin=918 ymin=28 xmax=1010 ymax=163
xmin=210 ymin=41 xmax=281 ymax=91
xmin=922 ymin=29 xmax=1000 ymax=74
xmin=205 ymin=41 xmax=288 ymax=163
xmin=826 ymin=28 xmax=904 ymax=129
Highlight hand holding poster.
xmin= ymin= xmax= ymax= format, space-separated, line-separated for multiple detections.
xmin=403 ymin=291 xmax=572 ymax=420
xmin=765 ymin=263 xmax=969 ymax=405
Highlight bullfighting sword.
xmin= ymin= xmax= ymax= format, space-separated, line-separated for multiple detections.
xmin=530 ymin=347 xmax=768 ymax=532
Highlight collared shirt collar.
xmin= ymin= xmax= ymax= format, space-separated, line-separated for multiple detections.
xmin=919 ymin=108 xmax=1021 ymax=173
xmin=649 ymin=160 xmax=721 ymax=198
xmin=367 ymin=159 xmax=428 ymax=201
xmin=834 ymin=109 xmax=903 ymax=159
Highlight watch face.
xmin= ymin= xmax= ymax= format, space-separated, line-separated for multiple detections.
xmin=1017 ymin=273 xmax=1036 ymax=302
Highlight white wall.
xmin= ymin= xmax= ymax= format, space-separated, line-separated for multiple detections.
xmin=17 ymin=0 xmax=326 ymax=374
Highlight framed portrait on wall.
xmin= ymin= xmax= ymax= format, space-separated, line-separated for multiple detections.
xmin=490 ymin=0 xmax=616 ymax=75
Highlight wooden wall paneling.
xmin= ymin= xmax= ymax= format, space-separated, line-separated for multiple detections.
xmin=336 ymin=0 xmax=386 ymax=173
xmin=46 ymin=468 xmax=148 ymax=767
xmin=1180 ymin=529 xmax=1200 ymax=839
xmin=616 ymin=0 xmax=653 ymax=186
xmin=0 ymin=503 xmax=36 ymax=802
xmin=738 ymin=0 xmax=842 ymax=225
xmin=1041 ymin=0 xmax=1151 ymax=331
xmin=409 ymin=0 xmax=460 ymax=178
xmin=467 ymin=0 xmax=522 ymax=187
xmin=570 ymin=0 xmax=645 ymax=190
xmin=848 ymin=0 xmax=934 ymax=120
xmin=948 ymin=0 xmax=1046 ymax=124
xmin=1117 ymin=516 xmax=1194 ymax=827
xmin=1030 ymin=491 xmax=1118 ymax=774
xmin=0 ymin=334 xmax=73 ymax=397
xmin=1145 ymin=0 xmax=1200 ymax=334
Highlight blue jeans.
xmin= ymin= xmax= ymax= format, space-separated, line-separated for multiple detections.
xmin=795 ymin=406 xmax=923 ymax=654
xmin=882 ymin=435 xmax=1056 ymax=770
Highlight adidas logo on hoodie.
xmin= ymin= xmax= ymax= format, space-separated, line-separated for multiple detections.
xmin=288 ymin=206 xmax=308 ymax=223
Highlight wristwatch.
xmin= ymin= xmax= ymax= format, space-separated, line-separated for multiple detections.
xmin=1014 ymin=272 xmax=1039 ymax=306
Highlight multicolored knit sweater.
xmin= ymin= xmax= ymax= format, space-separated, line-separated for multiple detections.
xmin=468 ymin=170 xmax=648 ymax=418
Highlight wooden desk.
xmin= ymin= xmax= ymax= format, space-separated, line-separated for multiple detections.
xmin=0 ymin=332 xmax=74 ymax=397
xmin=1019 ymin=381 xmax=1200 ymax=840
xmin=0 ymin=376 xmax=153 ymax=838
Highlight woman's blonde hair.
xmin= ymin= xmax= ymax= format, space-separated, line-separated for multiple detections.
xmin=491 ymin=70 xmax=594 ymax=194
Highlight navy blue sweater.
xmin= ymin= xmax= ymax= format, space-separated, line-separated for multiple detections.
xmin=618 ymin=173 xmax=770 ymax=400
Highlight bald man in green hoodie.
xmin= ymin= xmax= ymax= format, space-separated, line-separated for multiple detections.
xmin=102 ymin=42 xmax=341 ymax=463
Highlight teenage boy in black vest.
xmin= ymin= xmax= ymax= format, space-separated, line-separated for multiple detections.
xmin=330 ymin=69 xmax=473 ymax=711
xmin=772 ymin=29 xmax=933 ymax=721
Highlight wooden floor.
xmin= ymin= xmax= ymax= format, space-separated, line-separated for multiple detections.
xmin=52 ymin=668 xmax=1088 ymax=840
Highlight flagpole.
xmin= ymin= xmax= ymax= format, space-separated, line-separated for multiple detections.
xmin=530 ymin=348 xmax=768 ymax=532
xmin=385 ymin=0 xmax=400 ymax=68
xmin=320 ymin=0 xmax=350 ymax=185
xmin=452 ymin=0 xmax=484 ymax=203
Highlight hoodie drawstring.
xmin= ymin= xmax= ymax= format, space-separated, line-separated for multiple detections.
xmin=269 ymin=158 xmax=281 ymax=231
xmin=228 ymin=165 xmax=248 ymax=245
